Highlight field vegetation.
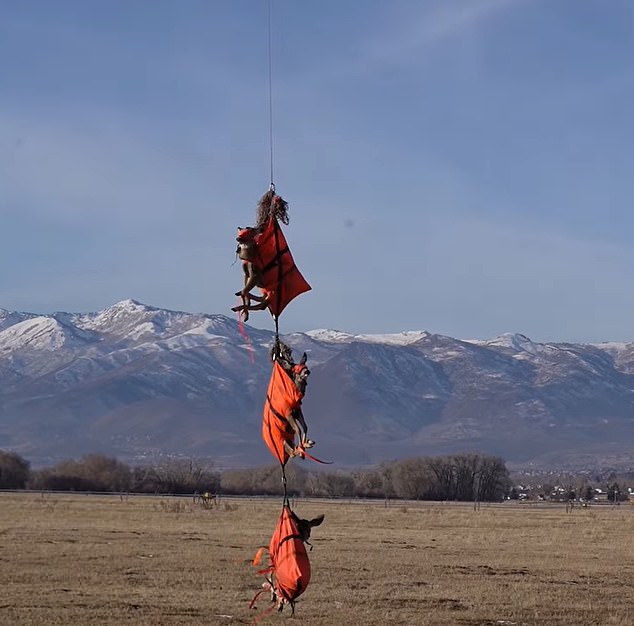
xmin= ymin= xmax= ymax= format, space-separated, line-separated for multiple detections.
xmin=1 ymin=492 xmax=633 ymax=625
xmin=0 ymin=450 xmax=513 ymax=502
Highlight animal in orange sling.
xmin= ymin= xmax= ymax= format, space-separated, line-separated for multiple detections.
xmin=232 ymin=190 xmax=311 ymax=322
xmin=251 ymin=505 xmax=324 ymax=616
xmin=262 ymin=344 xmax=320 ymax=465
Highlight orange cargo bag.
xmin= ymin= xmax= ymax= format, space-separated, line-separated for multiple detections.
xmin=262 ymin=361 xmax=303 ymax=466
xmin=254 ymin=217 xmax=311 ymax=318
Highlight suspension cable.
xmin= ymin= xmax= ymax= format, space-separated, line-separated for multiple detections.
xmin=282 ymin=465 xmax=288 ymax=503
xmin=274 ymin=315 xmax=280 ymax=348
xmin=267 ymin=0 xmax=275 ymax=191
xmin=268 ymin=0 xmax=286 ymax=500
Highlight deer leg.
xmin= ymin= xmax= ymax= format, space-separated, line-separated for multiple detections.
xmin=239 ymin=262 xmax=261 ymax=297
xmin=245 ymin=293 xmax=268 ymax=303
xmin=249 ymin=299 xmax=269 ymax=311
xmin=230 ymin=302 xmax=249 ymax=322
xmin=231 ymin=296 xmax=270 ymax=322
xmin=233 ymin=264 xmax=270 ymax=322
xmin=283 ymin=440 xmax=298 ymax=458
xmin=286 ymin=412 xmax=302 ymax=443
xmin=292 ymin=408 xmax=314 ymax=448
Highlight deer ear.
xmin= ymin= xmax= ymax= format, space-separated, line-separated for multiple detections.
xmin=300 ymin=352 xmax=308 ymax=365
xmin=309 ymin=514 xmax=324 ymax=528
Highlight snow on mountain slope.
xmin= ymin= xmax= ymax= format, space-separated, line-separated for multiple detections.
xmin=1 ymin=300 xmax=633 ymax=469
xmin=591 ymin=341 xmax=634 ymax=375
xmin=0 ymin=316 xmax=98 ymax=351
xmin=0 ymin=308 xmax=37 ymax=333
xmin=74 ymin=299 xmax=192 ymax=339
xmin=467 ymin=332 xmax=547 ymax=356
xmin=306 ymin=328 xmax=429 ymax=346
xmin=72 ymin=299 xmax=268 ymax=347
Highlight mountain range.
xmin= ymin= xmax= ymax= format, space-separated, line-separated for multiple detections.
xmin=1 ymin=299 xmax=633 ymax=470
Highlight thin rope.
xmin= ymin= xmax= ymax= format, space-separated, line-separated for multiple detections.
xmin=267 ymin=0 xmax=275 ymax=191
xmin=282 ymin=465 xmax=288 ymax=503
xmin=237 ymin=308 xmax=255 ymax=364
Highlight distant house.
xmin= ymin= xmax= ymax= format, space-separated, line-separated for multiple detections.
xmin=550 ymin=486 xmax=569 ymax=502
xmin=593 ymin=488 xmax=608 ymax=503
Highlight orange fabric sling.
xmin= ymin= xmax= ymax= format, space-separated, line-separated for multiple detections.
xmin=262 ymin=361 xmax=332 ymax=467
xmin=250 ymin=505 xmax=312 ymax=621
xmin=253 ymin=217 xmax=311 ymax=318
xmin=269 ymin=505 xmax=311 ymax=603
xmin=262 ymin=361 xmax=303 ymax=467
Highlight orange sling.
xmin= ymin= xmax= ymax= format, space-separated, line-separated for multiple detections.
xmin=262 ymin=361 xmax=303 ymax=467
xmin=269 ymin=505 xmax=311 ymax=604
xmin=253 ymin=217 xmax=311 ymax=318
xmin=251 ymin=504 xmax=311 ymax=618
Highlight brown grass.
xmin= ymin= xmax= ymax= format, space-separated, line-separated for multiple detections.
xmin=1 ymin=493 xmax=633 ymax=625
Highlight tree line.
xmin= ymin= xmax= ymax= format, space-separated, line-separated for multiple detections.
xmin=0 ymin=449 xmax=514 ymax=501
xmin=0 ymin=451 xmax=219 ymax=495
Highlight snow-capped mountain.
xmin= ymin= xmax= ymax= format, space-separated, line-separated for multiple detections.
xmin=1 ymin=300 xmax=633 ymax=469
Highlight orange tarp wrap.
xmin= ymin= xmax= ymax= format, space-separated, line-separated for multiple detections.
xmin=269 ymin=505 xmax=311 ymax=604
xmin=254 ymin=217 xmax=311 ymax=318
xmin=262 ymin=361 xmax=303 ymax=466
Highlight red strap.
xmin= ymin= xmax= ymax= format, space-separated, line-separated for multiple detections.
xmin=249 ymin=588 xmax=268 ymax=610
xmin=249 ymin=589 xmax=278 ymax=625
xmin=251 ymin=603 xmax=277 ymax=625
xmin=237 ymin=304 xmax=255 ymax=364
xmin=296 ymin=446 xmax=333 ymax=465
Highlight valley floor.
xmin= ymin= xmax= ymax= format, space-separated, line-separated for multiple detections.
xmin=1 ymin=493 xmax=633 ymax=625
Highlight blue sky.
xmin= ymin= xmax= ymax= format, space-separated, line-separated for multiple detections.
xmin=1 ymin=0 xmax=633 ymax=342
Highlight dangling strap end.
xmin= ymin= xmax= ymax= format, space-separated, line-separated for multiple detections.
xmin=252 ymin=547 xmax=267 ymax=566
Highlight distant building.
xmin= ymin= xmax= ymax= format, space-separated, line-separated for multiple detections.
xmin=593 ymin=488 xmax=608 ymax=503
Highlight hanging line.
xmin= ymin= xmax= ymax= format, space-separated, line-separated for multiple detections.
xmin=267 ymin=0 xmax=275 ymax=191
xmin=237 ymin=308 xmax=256 ymax=364
xmin=274 ymin=315 xmax=280 ymax=354
xmin=282 ymin=463 xmax=288 ymax=503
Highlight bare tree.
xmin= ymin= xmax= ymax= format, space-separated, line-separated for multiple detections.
xmin=0 ymin=450 xmax=30 ymax=489
xmin=391 ymin=458 xmax=434 ymax=500
xmin=140 ymin=458 xmax=219 ymax=494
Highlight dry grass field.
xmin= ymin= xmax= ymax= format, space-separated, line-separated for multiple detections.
xmin=1 ymin=492 xmax=633 ymax=625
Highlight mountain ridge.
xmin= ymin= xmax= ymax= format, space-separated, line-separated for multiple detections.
xmin=1 ymin=300 xmax=633 ymax=470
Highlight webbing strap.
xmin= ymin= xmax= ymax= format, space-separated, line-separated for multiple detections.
xmin=249 ymin=588 xmax=268 ymax=610
xmin=250 ymin=596 xmax=277 ymax=624
xmin=260 ymin=245 xmax=290 ymax=275
xmin=296 ymin=446 xmax=333 ymax=465
xmin=265 ymin=394 xmax=287 ymax=425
